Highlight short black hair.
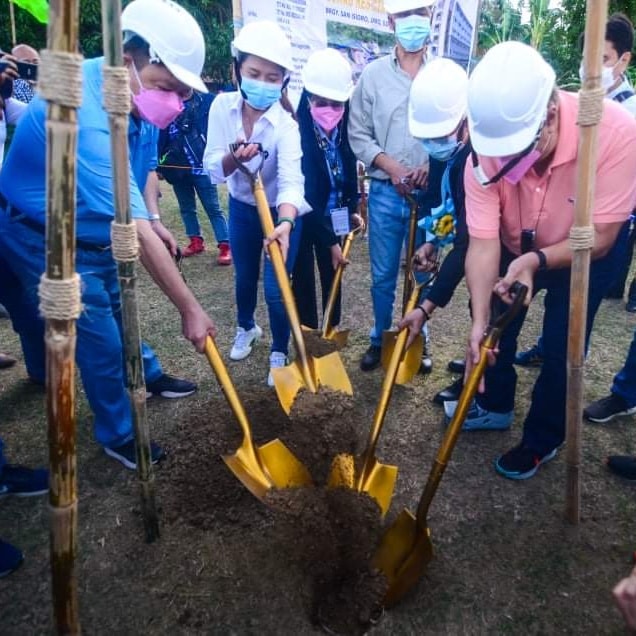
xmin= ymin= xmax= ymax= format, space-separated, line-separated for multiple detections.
xmin=606 ymin=13 xmax=634 ymax=56
xmin=578 ymin=13 xmax=634 ymax=56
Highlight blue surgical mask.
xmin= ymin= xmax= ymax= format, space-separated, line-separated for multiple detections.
xmin=421 ymin=134 xmax=462 ymax=162
xmin=240 ymin=77 xmax=282 ymax=111
xmin=395 ymin=15 xmax=431 ymax=53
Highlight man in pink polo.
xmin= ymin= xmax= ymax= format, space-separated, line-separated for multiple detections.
xmin=461 ymin=41 xmax=636 ymax=479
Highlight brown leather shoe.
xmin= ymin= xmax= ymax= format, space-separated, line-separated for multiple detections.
xmin=0 ymin=353 xmax=17 ymax=369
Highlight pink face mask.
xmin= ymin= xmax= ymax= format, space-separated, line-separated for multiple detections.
xmin=497 ymin=148 xmax=541 ymax=185
xmin=131 ymin=64 xmax=184 ymax=129
xmin=310 ymin=104 xmax=345 ymax=133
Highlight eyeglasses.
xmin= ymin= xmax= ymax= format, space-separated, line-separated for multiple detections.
xmin=309 ymin=97 xmax=345 ymax=109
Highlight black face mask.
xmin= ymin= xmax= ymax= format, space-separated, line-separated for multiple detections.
xmin=0 ymin=79 xmax=13 ymax=101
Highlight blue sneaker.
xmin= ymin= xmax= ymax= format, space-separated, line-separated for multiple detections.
xmin=494 ymin=444 xmax=558 ymax=480
xmin=0 ymin=539 xmax=23 ymax=578
xmin=0 ymin=465 xmax=48 ymax=498
xmin=514 ymin=344 xmax=544 ymax=367
xmin=443 ymin=399 xmax=513 ymax=431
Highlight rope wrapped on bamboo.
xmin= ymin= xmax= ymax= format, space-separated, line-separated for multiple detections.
xmin=569 ymin=225 xmax=595 ymax=251
xmin=102 ymin=66 xmax=131 ymax=115
xmin=38 ymin=273 xmax=82 ymax=321
xmin=577 ymin=87 xmax=605 ymax=127
xmin=111 ymin=221 xmax=139 ymax=262
xmin=37 ymin=49 xmax=83 ymax=108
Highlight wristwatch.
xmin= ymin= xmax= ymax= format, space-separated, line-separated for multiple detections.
xmin=533 ymin=249 xmax=548 ymax=271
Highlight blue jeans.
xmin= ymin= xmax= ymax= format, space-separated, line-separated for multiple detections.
xmin=0 ymin=209 xmax=163 ymax=448
xmin=612 ymin=327 xmax=636 ymax=407
xmin=477 ymin=227 xmax=628 ymax=454
xmin=228 ymin=197 xmax=301 ymax=355
xmin=172 ymin=174 xmax=229 ymax=245
xmin=368 ymin=180 xmax=427 ymax=346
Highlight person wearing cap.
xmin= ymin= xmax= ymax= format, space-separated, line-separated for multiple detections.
xmin=0 ymin=0 xmax=216 ymax=470
xmin=397 ymin=58 xmax=475 ymax=408
xmin=348 ymin=0 xmax=432 ymax=373
xmin=203 ymin=20 xmax=308 ymax=386
xmin=460 ymin=41 xmax=636 ymax=479
xmin=292 ymin=48 xmax=361 ymax=331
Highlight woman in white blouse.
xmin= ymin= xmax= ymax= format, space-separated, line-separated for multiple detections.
xmin=203 ymin=20 xmax=308 ymax=386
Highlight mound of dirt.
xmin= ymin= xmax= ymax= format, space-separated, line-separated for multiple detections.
xmin=266 ymin=486 xmax=387 ymax=635
xmin=302 ymin=330 xmax=340 ymax=357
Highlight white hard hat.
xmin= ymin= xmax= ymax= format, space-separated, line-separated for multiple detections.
xmin=467 ymin=41 xmax=556 ymax=156
xmin=231 ymin=21 xmax=294 ymax=72
xmin=122 ymin=0 xmax=207 ymax=93
xmin=409 ymin=58 xmax=468 ymax=139
xmin=302 ymin=49 xmax=353 ymax=102
xmin=384 ymin=0 xmax=435 ymax=13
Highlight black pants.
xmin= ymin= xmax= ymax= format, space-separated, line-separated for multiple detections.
xmin=606 ymin=217 xmax=635 ymax=297
xmin=292 ymin=215 xmax=340 ymax=329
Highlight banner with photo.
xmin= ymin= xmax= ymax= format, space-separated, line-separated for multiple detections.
xmin=236 ymin=0 xmax=480 ymax=103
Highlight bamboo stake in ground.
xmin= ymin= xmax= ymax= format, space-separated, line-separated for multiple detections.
xmin=565 ymin=0 xmax=608 ymax=523
xmin=100 ymin=0 xmax=159 ymax=542
xmin=39 ymin=1 xmax=83 ymax=632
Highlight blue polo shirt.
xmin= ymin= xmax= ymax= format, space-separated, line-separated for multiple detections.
xmin=0 ymin=57 xmax=156 ymax=244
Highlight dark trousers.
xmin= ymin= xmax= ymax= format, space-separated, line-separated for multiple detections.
xmin=606 ymin=218 xmax=635 ymax=297
xmin=292 ymin=213 xmax=341 ymax=329
xmin=477 ymin=225 xmax=628 ymax=454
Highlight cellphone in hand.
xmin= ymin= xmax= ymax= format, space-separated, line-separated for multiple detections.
xmin=16 ymin=61 xmax=37 ymax=81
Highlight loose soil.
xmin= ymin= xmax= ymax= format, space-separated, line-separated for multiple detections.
xmin=2 ymin=191 xmax=636 ymax=634
xmin=303 ymin=330 xmax=340 ymax=358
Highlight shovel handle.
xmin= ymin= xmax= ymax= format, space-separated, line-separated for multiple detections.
xmin=204 ymin=336 xmax=258 ymax=452
xmin=321 ymin=228 xmax=358 ymax=338
xmin=402 ymin=195 xmax=420 ymax=315
xmin=252 ymin=176 xmax=317 ymax=392
xmin=414 ymin=282 xmax=528 ymax=528
xmin=357 ymin=281 xmax=424 ymax=490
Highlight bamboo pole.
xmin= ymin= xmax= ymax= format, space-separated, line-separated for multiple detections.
xmin=565 ymin=0 xmax=608 ymax=523
xmin=40 ymin=1 xmax=82 ymax=632
xmin=9 ymin=0 xmax=16 ymax=47
xmin=100 ymin=0 xmax=159 ymax=542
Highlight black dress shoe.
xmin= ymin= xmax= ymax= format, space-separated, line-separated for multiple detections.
xmin=447 ymin=358 xmax=465 ymax=374
xmin=360 ymin=345 xmax=382 ymax=371
xmin=433 ymin=377 xmax=463 ymax=406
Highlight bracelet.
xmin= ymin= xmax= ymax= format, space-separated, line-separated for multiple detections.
xmin=532 ymin=249 xmax=547 ymax=271
xmin=416 ymin=305 xmax=430 ymax=321
xmin=277 ymin=216 xmax=295 ymax=230
xmin=148 ymin=214 xmax=161 ymax=222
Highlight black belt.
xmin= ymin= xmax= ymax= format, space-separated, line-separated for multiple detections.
xmin=0 ymin=194 xmax=111 ymax=252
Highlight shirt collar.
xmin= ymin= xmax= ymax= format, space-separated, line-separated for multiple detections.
xmin=607 ymin=76 xmax=633 ymax=100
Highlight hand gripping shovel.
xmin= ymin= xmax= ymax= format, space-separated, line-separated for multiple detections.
xmin=204 ymin=336 xmax=312 ymax=500
xmin=327 ymin=280 xmax=428 ymax=516
xmin=309 ymin=225 xmax=362 ymax=351
xmin=372 ymin=282 xmax=528 ymax=607
xmin=230 ymin=146 xmax=353 ymax=414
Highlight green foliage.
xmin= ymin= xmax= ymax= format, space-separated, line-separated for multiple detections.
xmin=1 ymin=0 xmax=234 ymax=82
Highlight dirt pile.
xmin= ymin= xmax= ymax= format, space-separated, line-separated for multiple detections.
xmin=303 ymin=330 xmax=340 ymax=357
xmin=266 ymin=486 xmax=387 ymax=635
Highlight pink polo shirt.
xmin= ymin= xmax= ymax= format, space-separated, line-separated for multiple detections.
xmin=465 ymin=90 xmax=636 ymax=255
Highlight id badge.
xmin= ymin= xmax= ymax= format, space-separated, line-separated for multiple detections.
xmin=330 ymin=207 xmax=350 ymax=236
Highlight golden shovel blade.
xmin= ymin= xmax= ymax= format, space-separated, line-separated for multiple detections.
xmin=326 ymin=453 xmax=397 ymax=517
xmin=381 ymin=331 xmax=424 ymax=385
xmin=271 ymin=352 xmax=353 ymax=415
xmin=372 ymin=509 xmax=433 ymax=607
xmin=322 ymin=326 xmax=350 ymax=350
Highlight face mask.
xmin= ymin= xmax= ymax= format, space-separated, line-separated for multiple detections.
xmin=240 ymin=77 xmax=282 ymax=111
xmin=395 ymin=15 xmax=431 ymax=53
xmin=496 ymin=148 xmax=542 ymax=184
xmin=578 ymin=61 xmax=619 ymax=92
xmin=131 ymin=64 xmax=184 ymax=129
xmin=421 ymin=134 xmax=462 ymax=162
xmin=310 ymin=104 xmax=345 ymax=132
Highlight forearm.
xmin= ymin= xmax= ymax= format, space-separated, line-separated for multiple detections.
xmin=136 ymin=219 xmax=202 ymax=315
xmin=425 ymin=245 xmax=466 ymax=309
xmin=277 ymin=202 xmax=298 ymax=222
xmin=372 ymin=151 xmax=402 ymax=174
xmin=143 ymin=171 xmax=162 ymax=217
xmin=465 ymin=238 xmax=500 ymax=326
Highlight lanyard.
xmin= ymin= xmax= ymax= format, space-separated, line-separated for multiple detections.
xmin=314 ymin=123 xmax=344 ymax=207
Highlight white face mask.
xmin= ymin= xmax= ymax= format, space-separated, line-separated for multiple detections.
xmin=579 ymin=61 xmax=619 ymax=92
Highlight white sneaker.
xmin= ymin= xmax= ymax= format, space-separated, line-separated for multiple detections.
xmin=267 ymin=351 xmax=288 ymax=387
xmin=230 ymin=325 xmax=263 ymax=361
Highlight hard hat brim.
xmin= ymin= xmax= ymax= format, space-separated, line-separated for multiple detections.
xmin=469 ymin=124 xmax=539 ymax=158
xmin=164 ymin=60 xmax=208 ymax=93
xmin=304 ymin=82 xmax=352 ymax=103
xmin=409 ymin=112 xmax=463 ymax=140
